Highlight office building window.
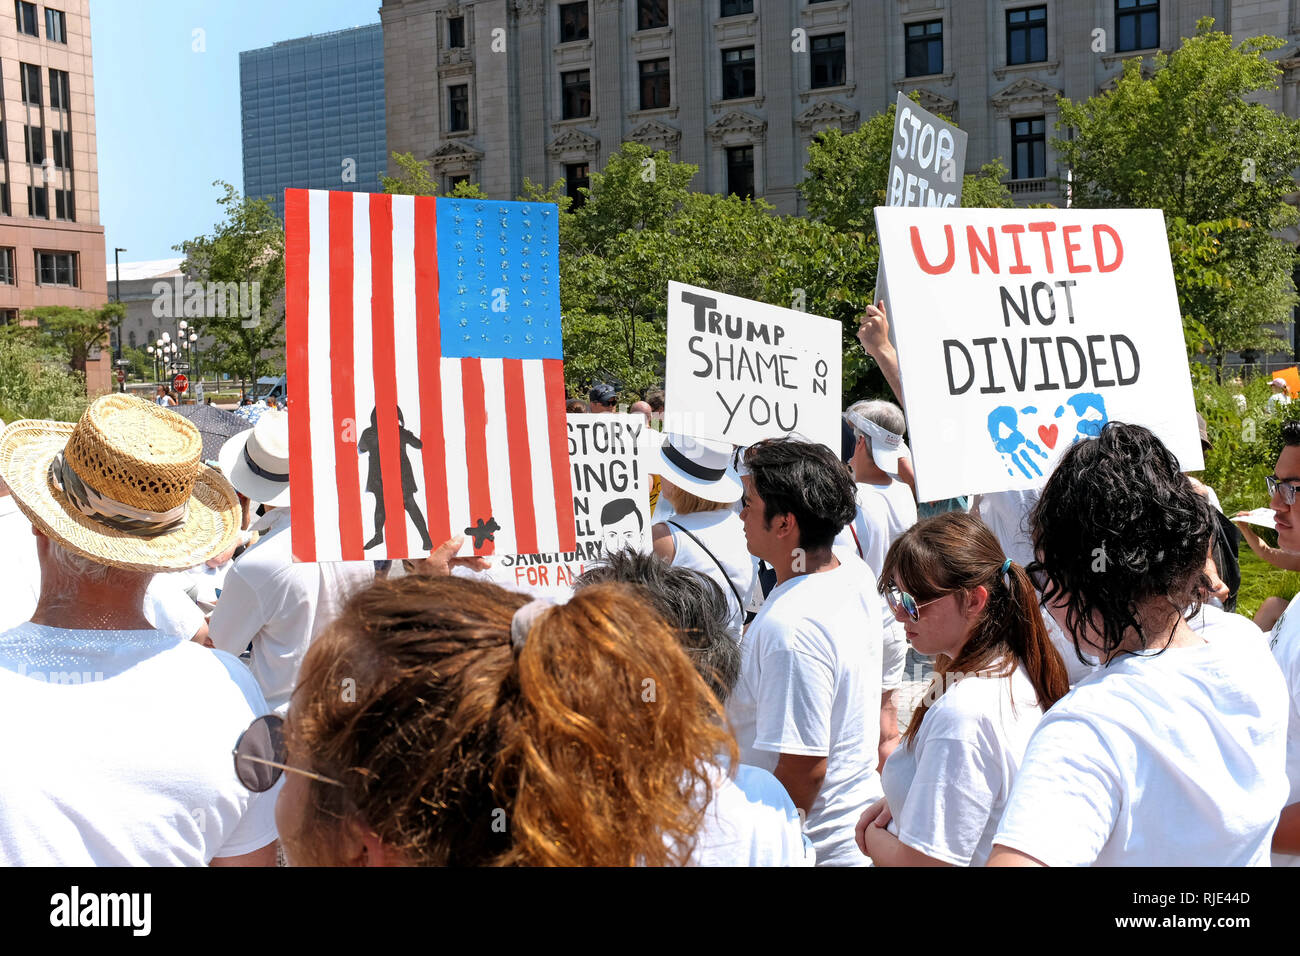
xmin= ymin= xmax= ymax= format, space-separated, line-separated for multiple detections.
xmin=54 ymin=187 xmax=73 ymax=220
xmin=446 ymin=173 xmax=470 ymax=192
xmin=1006 ymin=7 xmax=1047 ymax=64
xmin=905 ymin=19 xmax=943 ymax=77
xmin=562 ymin=69 xmax=591 ymax=119
xmin=810 ymin=33 xmax=846 ymax=89
xmin=721 ymin=0 xmax=753 ymax=16
xmin=21 ymin=63 xmax=41 ymax=106
xmin=45 ymin=6 xmax=65 ymax=42
xmin=559 ymin=2 xmax=589 ymax=43
xmin=49 ymin=68 xmax=69 ymax=109
xmin=0 ymin=184 xmax=9 ymax=216
xmin=27 ymin=185 xmax=48 ymax=218
xmin=0 ymin=309 xmax=16 ymax=325
xmin=448 ymin=84 xmax=469 ymax=131
xmin=128 ymin=330 xmax=137 ymax=349
xmin=14 ymin=1 xmax=36 ymax=36
xmin=0 ymin=248 xmax=13 ymax=284
xmin=639 ymin=58 xmax=670 ymax=110
xmin=447 ymin=15 xmax=465 ymax=48
xmin=722 ymin=47 xmax=755 ymax=100
xmin=51 ymin=129 xmax=71 ymax=169
xmin=1011 ymin=116 xmax=1046 ymax=179
xmin=637 ymin=0 xmax=667 ymax=30
xmin=565 ymin=162 xmax=589 ymax=209
xmin=24 ymin=125 xmax=44 ymax=165
xmin=727 ymin=146 xmax=754 ymax=198
xmin=1116 ymin=0 xmax=1158 ymax=52
xmin=35 ymin=250 xmax=76 ymax=286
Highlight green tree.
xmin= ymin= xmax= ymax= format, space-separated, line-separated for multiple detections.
xmin=16 ymin=302 xmax=124 ymax=378
xmin=0 ymin=333 xmax=89 ymax=422
xmin=381 ymin=151 xmax=489 ymax=198
xmin=1056 ymin=18 xmax=1300 ymax=370
xmin=175 ymin=182 xmax=286 ymax=393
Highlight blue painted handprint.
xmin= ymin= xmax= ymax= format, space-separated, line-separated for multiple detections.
xmin=1066 ymin=391 xmax=1108 ymax=440
xmin=988 ymin=405 xmax=1048 ymax=479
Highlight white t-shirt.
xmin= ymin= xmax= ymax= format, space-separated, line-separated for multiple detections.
xmin=973 ymin=489 xmax=1040 ymax=568
xmin=209 ymin=508 xmax=375 ymax=714
xmin=0 ymin=622 xmax=279 ymax=865
xmin=688 ymin=763 xmax=815 ymax=867
xmin=728 ymin=552 xmax=884 ymax=866
xmin=837 ymin=479 xmax=918 ymax=580
xmin=993 ymin=635 xmax=1290 ymax=866
xmin=1269 ymin=593 xmax=1300 ymax=866
xmin=144 ymin=574 xmax=207 ymax=641
xmin=664 ymin=509 xmax=758 ymax=640
xmin=881 ymin=665 xmax=1044 ymax=866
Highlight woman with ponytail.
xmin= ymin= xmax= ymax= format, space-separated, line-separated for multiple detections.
xmin=854 ymin=511 xmax=1069 ymax=867
xmin=262 ymin=575 xmax=736 ymax=866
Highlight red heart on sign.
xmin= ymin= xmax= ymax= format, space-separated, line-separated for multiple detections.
xmin=1038 ymin=424 xmax=1059 ymax=449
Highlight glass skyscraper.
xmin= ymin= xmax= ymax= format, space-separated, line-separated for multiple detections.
xmin=240 ymin=24 xmax=385 ymax=220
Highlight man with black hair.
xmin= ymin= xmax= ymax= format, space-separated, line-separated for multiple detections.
xmin=599 ymin=497 xmax=643 ymax=556
xmin=727 ymin=438 xmax=885 ymax=866
xmin=1248 ymin=419 xmax=1300 ymax=865
xmin=575 ymin=550 xmax=813 ymax=865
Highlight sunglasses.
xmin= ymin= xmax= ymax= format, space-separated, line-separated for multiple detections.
xmin=232 ymin=714 xmax=344 ymax=793
xmin=883 ymin=585 xmax=947 ymax=623
xmin=1267 ymin=475 xmax=1300 ymax=506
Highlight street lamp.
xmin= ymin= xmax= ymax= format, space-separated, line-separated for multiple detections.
xmin=147 ymin=345 xmax=156 ymax=383
xmin=114 ymin=247 xmax=126 ymax=392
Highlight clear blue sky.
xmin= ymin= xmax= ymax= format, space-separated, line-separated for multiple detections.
xmin=92 ymin=0 xmax=380 ymax=266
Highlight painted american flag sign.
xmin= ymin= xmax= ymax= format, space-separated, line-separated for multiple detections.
xmin=284 ymin=189 xmax=576 ymax=561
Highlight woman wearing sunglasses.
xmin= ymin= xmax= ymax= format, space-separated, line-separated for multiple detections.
xmin=233 ymin=575 xmax=736 ymax=866
xmin=855 ymin=511 xmax=1069 ymax=866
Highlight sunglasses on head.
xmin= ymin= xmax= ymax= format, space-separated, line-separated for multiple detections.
xmin=232 ymin=714 xmax=344 ymax=793
xmin=883 ymin=584 xmax=947 ymax=622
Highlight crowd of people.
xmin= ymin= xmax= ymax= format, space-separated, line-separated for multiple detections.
xmin=0 ymin=301 xmax=1297 ymax=868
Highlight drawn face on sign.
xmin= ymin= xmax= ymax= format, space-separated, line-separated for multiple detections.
xmin=600 ymin=497 xmax=644 ymax=556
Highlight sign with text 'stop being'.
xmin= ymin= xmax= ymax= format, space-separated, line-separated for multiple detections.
xmin=888 ymin=92 xmax=967 ymax=209
xmin=874 ymin=206 xmax=1202 ymax=503
xmin=664 ymin=281 xmax=842 ymax=452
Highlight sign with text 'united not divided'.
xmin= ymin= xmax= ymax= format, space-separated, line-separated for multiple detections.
xmin=875 ymin=206 xmax=1201 ymax=503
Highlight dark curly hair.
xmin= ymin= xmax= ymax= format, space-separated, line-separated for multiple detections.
xmin=743 ymin=437 xmax=857 ymax=550
xmin=1028 ymin=422 xmax=1214 ymax=664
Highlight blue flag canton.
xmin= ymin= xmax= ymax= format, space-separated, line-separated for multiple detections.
xmin=436 ymin=198 xmax=563 ymax=360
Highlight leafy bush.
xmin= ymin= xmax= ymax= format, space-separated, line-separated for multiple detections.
xmin=0 ymin=333 xmax=89 ymax=424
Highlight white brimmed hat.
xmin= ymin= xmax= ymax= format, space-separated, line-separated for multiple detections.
xmin=0 ymin=394 xmax=241 ymax=572
xmin=218 ymin=409 xmax=291 ymax=507
xmin=845 ymin=409 xmax=910 ymax=475
xmin=650 ymin=432 xmax=743 ymax=503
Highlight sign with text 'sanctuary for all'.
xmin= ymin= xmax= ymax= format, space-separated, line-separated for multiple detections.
xmin=664 ymin=281 xmax=842 ymax=452
xmin=875 ymin=206 xmax=1202 ymax=503
xmin=283 ymin=189 xmax=576 ymax=561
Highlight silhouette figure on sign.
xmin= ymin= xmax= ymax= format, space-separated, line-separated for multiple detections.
xmin=466 ymin=517 xmax=501 ymax=549
xmin=358 ymin=406 xmax=433 ymax=551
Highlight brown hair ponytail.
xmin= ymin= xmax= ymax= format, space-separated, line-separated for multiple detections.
xmin=879 ymin=512 xmax=1070 ymax=747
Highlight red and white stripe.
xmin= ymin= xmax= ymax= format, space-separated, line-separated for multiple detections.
xmin=284 ymin=188 xmax=575 ymax=562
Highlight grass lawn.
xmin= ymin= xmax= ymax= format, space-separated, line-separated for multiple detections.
xmin=1234 ymin=539 xmax=1300 ymax=621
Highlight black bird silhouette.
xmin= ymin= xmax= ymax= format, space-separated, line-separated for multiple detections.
xmin=465 ymin=517 xmax=501 ymax=549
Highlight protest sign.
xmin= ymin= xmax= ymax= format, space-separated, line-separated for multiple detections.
xmin=483 ymin=414 xmax=654 ymax=597
xmin=664 ymin=281 xmax=841 ymax=451
xmin=875 ymin=206 xmax=1202 ymax=502
xmin=283 ymin=189 xmax=575 ymax=561
xmin=887 ymin=92 xmax=968 ymax=209
xmin=874 ymin=93 xmax=969 ymax=312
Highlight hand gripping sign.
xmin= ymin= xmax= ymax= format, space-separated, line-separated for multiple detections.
xmin=874 ymin=206 xmax=1202 ymax=503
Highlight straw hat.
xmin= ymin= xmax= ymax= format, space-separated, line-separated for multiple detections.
xmin=218 ymin=410 xmax=290 ymax=508
xmin=0 ymin=394 xmax=241 ymax=572
xmin=649 ymin=432 xmax=743 ymax=503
